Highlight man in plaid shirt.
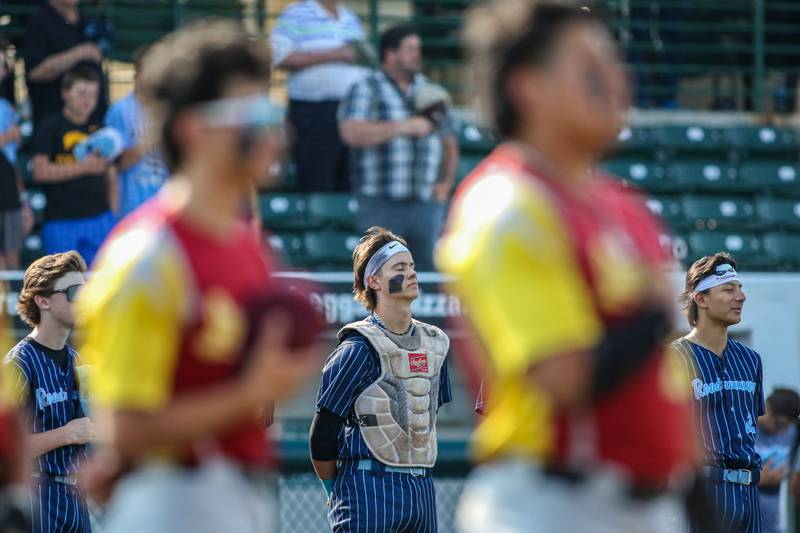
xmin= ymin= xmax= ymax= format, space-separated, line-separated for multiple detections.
xmin=338 ymin=23 xmax=459 ymax=272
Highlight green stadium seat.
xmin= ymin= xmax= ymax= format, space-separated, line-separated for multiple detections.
xmin=654 ymin=125 xmax=726 ymax=153
xmin=612 ymin=125 xmax=658 ymax=154
xmin=21 ymin=233 xmax=43 ymax=266
xmin=739 ymin=161 xmax=800 ymax=195
xmin=725 ymin=125 xmax=797 ymax=154
xmin=267 ymin=232 xmax=305 ymax=266
xmin=668 ymin=160 xmax=749 ymax=192
xmin=688 ymin=231 xmax=763 ymax=266
xmin=682 ymin=195 xmax=756 ymax=230
xmin=762 ymin=233 xmax=800 ymax=268
xmin=303 ymin=231 xmax=360 ymax=267
xmin=259 ymin=193 xmax=309 ymax=229
xmin=602 ymin=158 xmax=668 ymax=191
xmin=457 ymin=121 xmax=497 ymax=155
xmin=456 ymin=154 xmax=484 ymax=185
xmin=755 ymin=198 xmax=800 ymax=230
xmin=307 ymin=194 xmax=358 ymax=229
xmin=27 ymin=189 xmax=47 ymax=226
xmin=645 ymin=195 xmax=686 ymax=230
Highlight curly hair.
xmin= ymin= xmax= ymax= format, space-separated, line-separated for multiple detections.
xmin=17 ymin=251 xmax=87 ymax=327
xmin=678 ymin=252 xmax=738 ymax=328
xmin=352 ymin=227 xmax=408 ymax=311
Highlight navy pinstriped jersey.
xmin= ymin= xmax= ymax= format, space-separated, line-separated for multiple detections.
xmin=671 ymin=338 xmax=764 ymax=470
xmin=4 ymin=338 xmax=88 ymax=476
xmin=317 ymin=314 xmax=452 ymax=461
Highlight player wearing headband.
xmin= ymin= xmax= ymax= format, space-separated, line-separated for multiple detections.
xmin=309 ymin=226 xmax=452 ymax=532
xmin=672 ymin=253 xmax=765 ymax=532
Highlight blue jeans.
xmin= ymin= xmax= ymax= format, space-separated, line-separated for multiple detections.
xmin=355 ymin=196 xmax=446 ymax=272
xmin=42 ymin=211 xmax=115 ymax=266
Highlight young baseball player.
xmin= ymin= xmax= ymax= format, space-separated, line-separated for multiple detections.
xmin=309 ymin=226 xmax=452 ymax=532
xmin=77 ymin=20 xmax=320 ymax=533
xmin=671 ymin=253 xmax=765 ymax=532
xmin=437 ymin=1 xmax=698 ymax=531
xmin=3 ymin=251 xmax=93 ymax=533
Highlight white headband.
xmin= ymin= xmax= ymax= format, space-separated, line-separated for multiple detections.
xmin=695 ymin=263 xmax=741 ymax=293
xmin=363 ymin=241 xmax=410 ymax=288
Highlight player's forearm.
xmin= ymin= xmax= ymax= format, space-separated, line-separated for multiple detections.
xmin=33 ymin=157 xmax=86 ymax=183
xmin=28 ymin=427 xmax=70 ymax=458
xmin=106 ymin=380 xmax=261 ymax=460
xmin=340 ymin=120 xmax=406 ymax=147
xmin=312 ymin=459 xmax=338 ymax=480
xmin=115 ymin=145 xmax=145 ymax=172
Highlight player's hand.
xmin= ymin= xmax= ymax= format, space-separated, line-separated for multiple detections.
xmin=333 ymin=44 xmax=357 ymax=64
xmin=79 ymin=446 xmax=125 ymax=505
xmin=400 ymin=117 xmax=434 ymax=138
xmin=81 ymin=154 xmax=110 ymax=175
xmin=433 ymin=181 xmax=452 ymax=203
xmin=760 ymin=460 xmax=789 ymax=487
xmin=242 ymin=312 xmax=321 ymax=403
xmin=72 ymin=43 xmax=103 ymax=63
xmin=62 ymin=417 xmax=95 ymax=445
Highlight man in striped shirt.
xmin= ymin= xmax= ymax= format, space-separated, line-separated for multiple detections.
xmin=309 ymin=226 xmax=452 ymax=532
xmin=4 ymin=251 xmax=93 ymax=532
xmin=671 ymin=252 xmax=765 ymax=532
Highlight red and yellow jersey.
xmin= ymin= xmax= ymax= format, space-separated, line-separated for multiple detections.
xmin=78 ymin=195 xmax=275 ymax=467
xmin=437 ymin=143 xmax=693 ymax=485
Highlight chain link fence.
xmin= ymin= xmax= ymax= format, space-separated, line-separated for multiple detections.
xmin=278 ymin=473 xmax=465 ymax=533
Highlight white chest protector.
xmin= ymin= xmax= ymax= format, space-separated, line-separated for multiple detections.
xmin=338 ymin=319 xmax=450 ymax=468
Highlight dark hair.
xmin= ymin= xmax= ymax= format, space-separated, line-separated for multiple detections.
xmin=352 ymin=226 xmax=409 ymax=311
xmin=379 ymin=23 xmax=419 ymax=63
xmin=767 ymin=388 xmax=800 ymax=420
xmin=137 ymin=19 xmax=271 ymax=171
xmin=679 ymin=252 xmax=738 ymax=327
xmin=18 ymin=251 xmax=87 ymax=327
xmin=61 ymin=65 xmax=100 ymax=92
xmin=464 ymin=0 xmax=599 ymax=136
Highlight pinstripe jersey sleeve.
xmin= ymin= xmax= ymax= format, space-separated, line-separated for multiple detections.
xmin=317 ymin=336 xmax=381 ymax=418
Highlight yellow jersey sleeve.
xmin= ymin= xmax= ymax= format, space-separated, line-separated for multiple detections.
xmin=437 ymin=171 xmax=603 ymax=377
xmin=77 ymin=228 xmax=189 ymax=412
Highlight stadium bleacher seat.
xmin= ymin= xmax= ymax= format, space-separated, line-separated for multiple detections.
xmin=645 ymin=195 xmax=686 ymax=230
xmin=20 ymin=234 xmax=43 ymax=266
xmin=762 ymin=233 xmax=800 ymax=269
xmin=739 ymin=161 xmax=800 ymax=195
xmin=267 ymin=232 xmax=305 ymax=266
xmin=613 ymin=125 xmax=658 ymax=154
xmin=457 ymin=121 xmax=497 ymax=155
xmin=725 ymin=125 xmax=797 ymax=155
xmin=682 ymin=195 xmax=756 ymax=231
xmin=259 ymin=193 xmax=309 ymax=229
xmin=654 ymin=125 xmax=727 ymax=153
xmin=303 ymin=231 xmax=360 ymax=268
xmin=307 ymin=194 xmax=358 ymax=230
xmin=668 ymin=160 xmax=750 ymax=192
xmin=688 ymin=231 xmax=764 ymax=267
xmin=456 ymin=154 xmax=484 ymax=184
xmin=602 ymin=158 xmax=668 ymax=191
xmin=755 ymin=197 xmax=800 ymax=230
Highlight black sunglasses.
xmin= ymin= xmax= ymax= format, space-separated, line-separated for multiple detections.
xmin=49 ymin=284 xmax=83 ymax=302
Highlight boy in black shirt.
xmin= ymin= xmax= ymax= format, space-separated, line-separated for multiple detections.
xmin=32 ymin=65 xmax=115 ymax=266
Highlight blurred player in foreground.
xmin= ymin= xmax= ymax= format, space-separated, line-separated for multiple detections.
xmin=4 ymin=252 xmax=92 ymax=532
xmin=437 ymin=1 xmax=698 ymax=531
xmin=77 ymin=20 xmax=321 ymax=533
xmin=671 ymin=253 xmax=765 ymax=532
xmin=310 ymin=226 xmax=451 ymax=532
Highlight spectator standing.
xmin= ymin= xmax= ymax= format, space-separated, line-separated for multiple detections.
xmin=339 ymin=24 xmax=459 ymax=272
xmin=24 ymin=0 xmax=107 ymax=127
xmin=757 ymin=388 xmax=800 ymax=533
xmin=103 ymin=46 xmax=168 ymax=219
xmin=31 ymin=66 xmax=115 ymax=266
xmin=271 ymin=0 xmax=368 ymax=192
xmin=0 ymin=52 xmax=33 ymax=269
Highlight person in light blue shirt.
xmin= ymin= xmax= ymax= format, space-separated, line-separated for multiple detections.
xmin=104 ymin=46 xmax=168 ymax=219
xmin=757 ymin=388 xmax=800 ymax=533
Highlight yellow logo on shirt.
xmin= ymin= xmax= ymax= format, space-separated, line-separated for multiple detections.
xmin=194 ymin=288 xmax=246 ymax=362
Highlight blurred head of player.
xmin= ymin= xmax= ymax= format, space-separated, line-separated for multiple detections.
xmin=760 ymin=388 xmax=800 ymax=434
xmin=381 ymin=24 xmax=422 ymax=79
xmin=137 ymin=19 xmax=283 ymax=192
xmin=353 ymin=226 xmax=419 ymax=312
xmin=17 ymin=251 xmax=87 ymax=331
xmin=464 ymin=0 xmax=629 ymax=158
xmin=61 ymin=66 xmax=100 ymax=125
xmin=680 ymin=252 xmax=745 ymax=328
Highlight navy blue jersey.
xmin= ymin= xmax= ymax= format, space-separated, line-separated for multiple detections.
xmin=672 ymin=338 xmax=765 ymax=470
xmin=317 ymin=314 xmax=452 ymax=462
xmin=4 ymin=337 xmax=88 ymax=476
